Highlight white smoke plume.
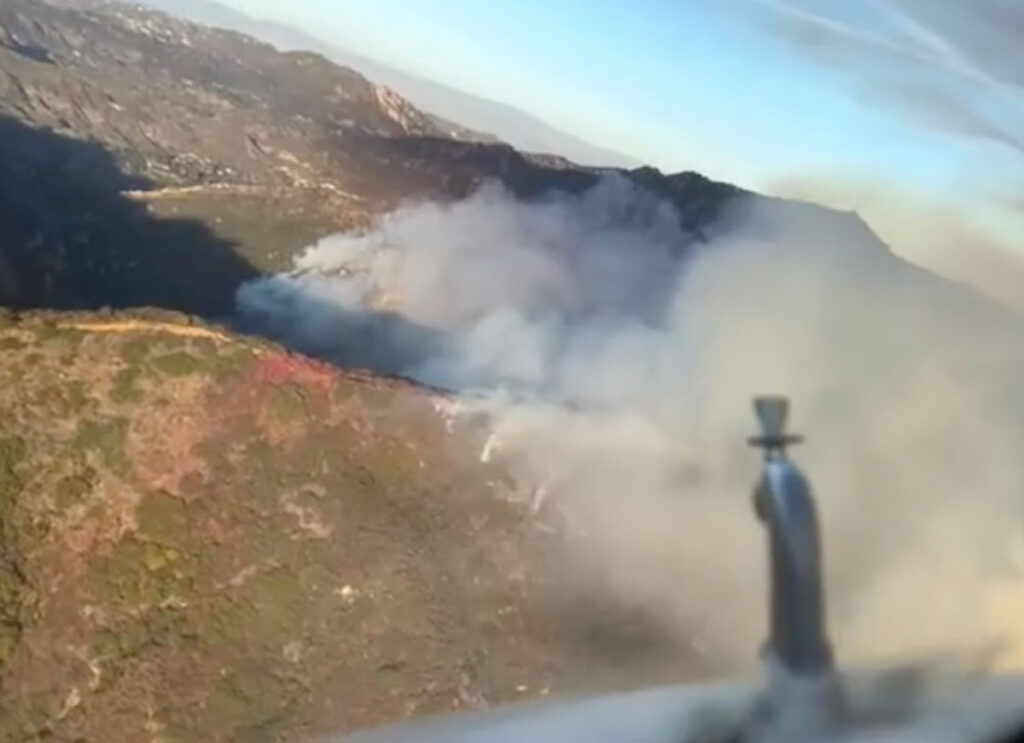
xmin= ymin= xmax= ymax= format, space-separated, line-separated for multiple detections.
xmin=237 ymin=174 xmax=1024 ymax=678
xmin=769 ymin=174 xmax=1024 ymax=315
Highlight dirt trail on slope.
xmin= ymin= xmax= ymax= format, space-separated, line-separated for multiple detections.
xmin=56 ymin=319 xmax=237 ymax=343
xmin=121 ymin=184 xmax=365 ymax=203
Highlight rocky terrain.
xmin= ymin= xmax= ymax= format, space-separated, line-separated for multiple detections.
xmin=0 ymin=0 xmax=765 ymax=318
xmin=133 ymin=0 xmax=639 ymax=167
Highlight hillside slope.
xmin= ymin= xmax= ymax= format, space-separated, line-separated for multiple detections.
xmin=0 ymin=310 xmax=705 ymax=742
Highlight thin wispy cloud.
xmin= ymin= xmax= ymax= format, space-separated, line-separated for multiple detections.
xmin=870 ymin=1 xmax=976 ymax=76
xmin=741 ymin=0 xmax=1024 ymax=224
xmin=743 ymin=0 xmax=937 ymax=67
xmin=873 ymin=0 xmax=1024 ymax=122
xmin=742 ymin=0 xmax=1024 ymax=156
xmin=857 ymin=83 xmax=1024 ymax=156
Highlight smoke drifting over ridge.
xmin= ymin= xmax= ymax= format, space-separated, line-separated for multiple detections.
xmin=770 ymin=175 xmax=1024 ymax=315
xmin=238 ymin=175 xmax=1024 ymax=676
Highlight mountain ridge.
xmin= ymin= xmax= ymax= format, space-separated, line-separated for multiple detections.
xmin=6 ymin=0 xmax=1003 ymax=334
xmin=129 ymin=0 xmax=643 ymax=167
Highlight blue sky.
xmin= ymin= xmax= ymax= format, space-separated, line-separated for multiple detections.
xmin=221 ymin=0 xmax=1022 ymax=241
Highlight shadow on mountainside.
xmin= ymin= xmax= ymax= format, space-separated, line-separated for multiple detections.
xmin=0 ymin=114 xmax=260 ymax=316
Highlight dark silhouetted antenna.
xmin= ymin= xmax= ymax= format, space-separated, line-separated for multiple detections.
xmin=748 ymin=396 xmax=833 ymax=675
